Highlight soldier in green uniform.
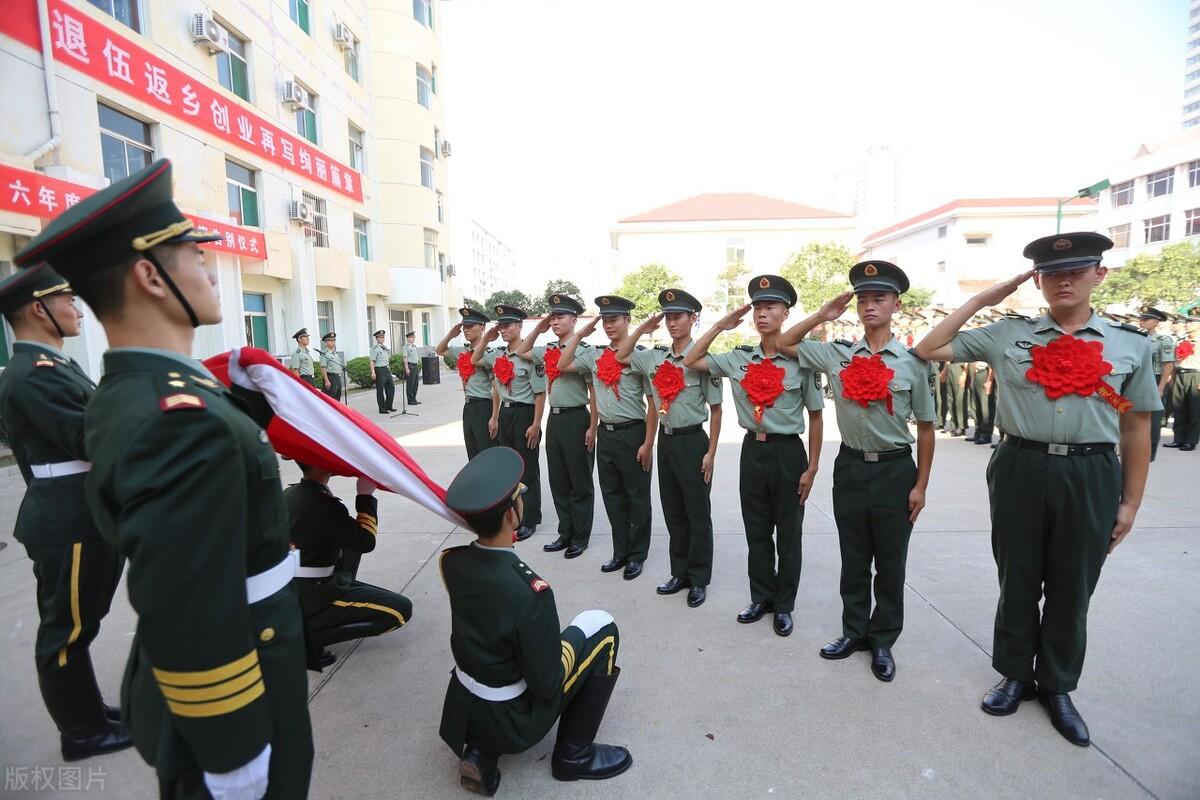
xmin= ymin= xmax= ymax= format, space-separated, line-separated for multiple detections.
xmin=288 ymin=328 xmax=324 ymax=389
xmin=403 ymin=330 xmax=422 ymax=405
xmin=1169 ymin=319 xmax=1200 ymax=451
xmin=970 ymin=361 xmax=996 ymax=445
xmin=777 ymin=262 xmax=937 ymax=682
xmin=0 ymin=265 xmax=132 ymax=761
xmin=284 ymin=464 xmax=412 ymax=668
xmin=1135 ymin=308 xmax=1175 ymax=460
xmin=15 ymin=159 xmax=313 ymax=797
xmin=438 ymin=447 xmax=632 ymax=796
xmin=473 ymin=304 xmax=545 ymax=540
xmin=944 ymin=360 xmax=968 ymax=436
xmin=554 ymin=296 xmax=658 ymax=580
xmin=370 ymin=330 xmax=396 ymax=414
xmin=930 ymin=359 xmax=946 ymax=427
xmin=684 ymin=275 xmax=824 ymax=637
xmin=618 ymin=289 xmax=723 ymax=607
xmin=916 ymin=232 xmax=1159 ymax=747
xmin=515 ymin=295 xmax=598 ymax=557
xmin=436 ymin=307 xmax=500 ymax=459
xmin=318 ymin=332 xmax=345 ymax=402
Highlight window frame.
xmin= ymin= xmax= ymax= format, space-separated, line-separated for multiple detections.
xmin=317 ymin=300 xmax=335 ymax=339
xmin=88 ymin=0 xmax=141 ymax=33
xmin=302 ymin=191 xmax=329 ymax=248
xmin=348 ymin=123 xmax=365 ymax=172
xmin=242 ymin=292 xmax=270 ymax=350
xmin=289 ymin=0 xmax=311 ymax=35
xmin=1186 ymin=209 xmax=1200 ymax=238
xmin=353 ymin=215 xmax=370 ymax=259
xmin=98 ymin=103 xmax=154 ymax=185
xmin=416 ymin=64 xmax=433 ymax=109
xmin=1189 ymin=161 xmax=1200 ymax=189
xmin=1108 ymin=223 xmax=1131 ymax=248
xmin=295 ymin=82 xmax=318 ymax=144
xmin=420 ymin=147 xmax=436 ymax=190
xmin=1145 ymin=168 xmax=1175 ymax=198
xmin=1143 ymin=215 xmax=1171 ymax=244
xmin=215 ymin=21 xmax=250 ymax=101
xmin=1111 ymin=179 xmax=1134 ymax=207
xmin=423 ymin=229 xmax=438 ymax=270
xmin=413 ymin=0 xmax=433 ymax=28
xmin=344 ymin=37 xmax=361 ymax=83
xmin=225 ymin=158 xmax=259 ymax=227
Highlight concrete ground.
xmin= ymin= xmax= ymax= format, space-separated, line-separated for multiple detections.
xmin=1 ymin=376 xmax=1197 ymax=799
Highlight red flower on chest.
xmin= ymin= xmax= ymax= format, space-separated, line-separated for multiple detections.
xmin=652 ymin=359 xmax=686 ymax=416
xmin=493 ymin=355 xmax=515 ymax=387
xmin=596 ymin=348 xmax=624 ymax=400
xmin=1024 ymin=334 xmax=1131 ymax=412
xmin=543 ymin=347 xmax=562 ymax=391
xmin=1178 ymin=340 xmax=1195 ymax=362
xmin=839 ymin=354 xmax=895 ymax=415
xmin=456 ymin=351 xmax=475 ymax=386
xmin=741 ymin=359 xmax=786 ymax=424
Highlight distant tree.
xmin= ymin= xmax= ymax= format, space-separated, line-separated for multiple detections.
xmin=461 ymin=297 xmax=487 ymax=314
xmin=484 ymin=289 xmax=534 ymax=313
xmin=903 ymin=285 xmax=936 ymax=308
xmin=1092 ymin=242 xmax=1200 ymax=309
xmin=779 ymin=241 xmax=856 ymax=312
xmin=526 ymin=280 xmax=584 ymax=316
xmin=616 ymin=263 xmax=684 ymax=319
xmin=708 ymin=261 xmax=750 ymax=314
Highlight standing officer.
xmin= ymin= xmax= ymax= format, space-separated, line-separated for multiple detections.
xmin=289 ymin=328 xmax=324 ymax=389
xmin=318 ymin=332 xmax=346 ymax=402
xmin=555 ymin=296 xmax=657 ymax=580
xmin=15 ymin=159 xmax=313 ymax=796
xmin=403 ymin=330 xmax=422 ymax=405
xmin=515 ymin=295 xmax=598 ymax=559
xmin=931 ymin=359 xmax=946 ymax=428
xmin=438 ymin=447 xmax=631 ymax=796
xmin=370 ymin=329 xmax=396 ymax=414
xmin=944 ymin=360 xmax=967 ymax=436
xmin=778 ymin=262 xmax=937 ymax=682
xmin=684 ymin=275 xmax=824 ymax=637
xmin=436 ymin=307 xmax=500 ymax=459
xmin=0 ymin=265 xmax=131 ymax=761
xmin=1135 ymin=308 xmax=1174 ymax=460
xmin=915 ymin=232 xmax=1159 ymax=747
xmin=970 ymin=361 xmax=996 ymax=445
xmin=1169 ymin=319 xmax=1200 ymax=451
xmin=619 ymin=289 xmax=723 ymax=607
xmin=472 ymin=304 xmax=545 ymax=540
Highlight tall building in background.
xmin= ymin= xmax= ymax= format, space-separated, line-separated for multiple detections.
xmin=854 ymin=144 xmax=900 ymax=234
xmin=454 ymin=220 xmax=517 ymax=305
xmin=0 ymin=0 xmax=458 ymax=374
xmin=1187 ymin=0 xmax=1200 ymax=129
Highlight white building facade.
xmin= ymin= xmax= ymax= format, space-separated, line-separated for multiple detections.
xmin=454 ymin=219 xmax=517 ymax=305
xmin=1186 ymin=0 xmax=1200 ymax=129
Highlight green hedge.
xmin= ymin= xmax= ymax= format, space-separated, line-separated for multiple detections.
xmin=346 ymin=356 xmax=374 ymax=388
xmin=388 ymin=353 xmax=407 ymax=378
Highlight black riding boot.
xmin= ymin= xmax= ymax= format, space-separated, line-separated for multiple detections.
xmin=551 ymin=666 xmax=633 ymax=781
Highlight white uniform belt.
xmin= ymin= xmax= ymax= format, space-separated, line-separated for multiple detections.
xmin=294 ymin=564 xmax=335 ymax=579
xmin=246 ymin=551 xmax=298 ymax=604
xmin=30 ymin=460 xmax=90 ymax=478
xmin=455 ymin=666 xmax=527 ymax=701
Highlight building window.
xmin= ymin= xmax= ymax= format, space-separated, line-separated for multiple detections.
xmin=1188 ymin=85 xmax=1200 ymax=98
xmin=432 ymin=65 xmax=439 ymax=94
xmin=216 ymin=24 xmax=250 ymax=100
xmin=417 ymin=65 xmax=433 ymax=109
xmin=420 ymin=148 xmax=436 ymax=190
xmin=243 ymin=292 xmax=270 ymax=350
xmin=1146 ymin=168 xmax=1174 ymax=198
xmin=295 ymin=83 xmax=318 ymax=144
xmin=1191 ymin=22 xmax=1200 ymax=34
xmin=424 ymin=229 xmax=438 ymax=269
xmin=1187 ymin=209 xmax=1200 ymax=237
xmin=421 ymin=311 xmax=431 ymax=345
xmin=390 ymin=308 xmax=412 ymax=344
xmin=1190 ymin=53 xmax=1200 ymax=66
xmin=98 ymin=104 xmax=153 ymax=185
xmin=353 ymin=216 xmax=370 ymax=259
xmin=1111 ymin=180 xmax=1134 ymax=207
xmin=964 ymin=234 xmax=990 ymax=245
xmin=317 ymin=300 xmax=335 ymax=339
xmin=1189 ymin=70 xmax=1200 ymax=83
xmin=225 ymin=160 xmax=259 ymax=226
xmin=348 ymin=124 xmax=365 ymax=171
xmin=936 ymin=261 xmax=946 ymax=273
xmin=289 ymin=0 xmax=310 ymax=34
xmin=366 ymin=306 xmax=376 ymax=340
xmin=1185 ymin=100 xmax=1200 ymax=114
xmin=1144 ymin=215 xmax=1170 ymax=244
xmin=436 ymin=190 xmax=444 ymax=223
xmin=1187 ymin=118 xmax=1200 ymax=129
xmin=1190 ymin=160 xmax=1200 ymax=188
xmin=413 ymin=0 xmax=433 ymax=28
xmin=344 ymin=38 xmax=360 ymax=83
xmin=88 ymin=0 xmax=140 ymax=32
xmin=434 ymin=127 xmax=442 ymax=157
xmin=725 ymin=237 xmax=746 ymax=266
xmin=302 ymin=191 xmax=329 ymax=247
xmin=937 ymin=225 xmax=947 ymax=238
xmin=1109 ymin=223 xmax=1131 ymax=248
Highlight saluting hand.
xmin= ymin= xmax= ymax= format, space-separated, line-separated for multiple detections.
xmin=450 ymin=322 xmax=463 ymax=337
xmin=484 ymin=324 xmax=501 ymax=343
xmin=973 ymin=270 xmax=1034 ymax=307
xmin=818 ymin=291 xmax=854 ymax=322
xmin=533 ymin=316 xmax=553 ymax=334
xmin=638 ymin=312 xmax=664 ymax=334
xmin=718 ymin=304 xmax=752 ymax=331
xmin=580 ymin=315 xmax=601 ymax=337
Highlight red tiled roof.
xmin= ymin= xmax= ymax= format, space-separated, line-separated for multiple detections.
xmin=864 ymin=197 xmax=1097 ymax=244
xmin=618 ymin=192 xmax=850 ymax=223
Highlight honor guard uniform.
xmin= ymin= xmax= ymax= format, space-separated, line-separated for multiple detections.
xmin=289 ymin=328 xmax=323 ymax=389
xmin=627 ymin=289 xmax=723 ymax=604
xmin=0 ymin=266 xmax=131 ymax=761
xmin=370 ymin=330 xmax=396 ymax=414
xmin=438 ymin=447 xmax=631 ymax=796
xmin=318 ymin=332 xmax=345 ymax=402
xmin=15 ymin=160 xmax=313 ymax=798
xmin=567 ymin=295 xmax=655 ymax=579
xmin=443 ymin=307 xmax=498 ymax=459
xmin=403 ymin=331 xmax=422 ymax=405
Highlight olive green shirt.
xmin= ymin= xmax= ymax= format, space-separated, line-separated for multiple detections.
xmin=792 ymin=337 xmax=936 ymax=451
xmin=319 ymin=348 xmax=344 ymax=376
xmin=403 ymin=343 xmax=419 ymax=364
xmin=529 ymin=342 xmax=592 ymax=409
xmin=447 ymin=344 xmax=495 ymax=400
xmin=630 ymin=342 xmax=722 ymax=429
xmin=481 ymin=347 xmax=545 ymax=404
xmin=289 ymin=347 xmax=315 ymax=377
xmin=1179 ymin=336 xmax=1200 ymax=370
xmin=951 ymin=311 xmax=1161 ymax=444
xmin=571 ymin=344 xmax=652 ymax=423
xmin=369 ymin=343 xmax=390 ymax=367
xmin=1150 ymin=332 xmax=1175 ymax=374
xmin=705 ymin=345 xmax=823 ymax=434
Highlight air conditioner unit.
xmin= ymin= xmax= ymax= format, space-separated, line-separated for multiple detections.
xmin=446 ymin=263 xmax=456 ymax=277
xmin=190 ymin=12 xmax=228 ymax=55
xmin=282 ymin=81 xmax=309 ymax=110
xmin=333 ymin=22 xmax=355 ymax=48
xmin=288 ymin=201 xmax=313 ymax=224
xmin=440 ymin=139 xmax=452 ymax=158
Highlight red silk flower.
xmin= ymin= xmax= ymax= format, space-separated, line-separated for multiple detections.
xmin=741 ymin=359 xmax=786 ymax=425
xmin=596 ymin=348 xmax=624 ymax=399
xmin=493 ymin=355 xmax=515 ymax=387
xmin=839 ymin=354 xmax=896 ymax=415
xmin=1025 ymin=335 xmax=1131 ymax=412
xmin=544 ymin=347 xmax=561 ymax=392
xmin=652 ymin=360 xmax=686 ymax=416
xmin=456 ymin=351 xmax=475 ymax=387
xmin=1178 ymin=340 xmax=1195 ymax=362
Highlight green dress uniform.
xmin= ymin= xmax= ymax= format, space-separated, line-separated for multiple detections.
xmin=1172 ymin=334 xmax=1200 ymax=448
xmin=944 ymin=361 xmax=968 ymax=433
xmin=450 ymin=349 xmax=497 ymax=458
xmin=970 ymin=361 xmax=996 ymax=442
xmin=403 ymin=340 xmax=421 ymax=403
xmin=930 ymin=360 xmax=945 ymax=426
xmin=370 ymin=335 xmax=395 ymax=413
xmin=288 ymin=329 xmax=323 ymax=389
xmin=318 ymin=334 xmax=344 ymax=402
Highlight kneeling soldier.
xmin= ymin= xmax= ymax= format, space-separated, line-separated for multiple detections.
xmin=439 ymin=447 xmax=632 ymax=796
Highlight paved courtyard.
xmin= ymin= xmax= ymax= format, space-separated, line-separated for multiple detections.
xmin=0 ymin=376 xmax=1197 ymax=799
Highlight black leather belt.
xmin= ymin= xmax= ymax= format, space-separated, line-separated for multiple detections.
xmin=601 ymin=419 xmax=642 ymax=432
xmin=839 ymin=444 xmax=912 ymax=462
xmin=660 ymin=424 xmax=703 ymax=436
xmin=501 ymin=401 xmax=533 ymax=408
xmin=465 ymin=396 xmax=491 ymax=404
xmin=744 ymin=431 xmax=799 ymax=442
xmin=1002 ymin=434 xmax=1115 ymax=456
xmin=551 ymin=405 xmax=587 ymax=415
xmin=1178 ymin=368 xmax=1198 ymax=374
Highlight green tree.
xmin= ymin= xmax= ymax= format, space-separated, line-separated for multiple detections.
xmin=527 ymin=280 xmax=583 ymax=315
xmin=903 ymin=285 xmax=936 ymax=308
xmin=461 ymin=297 xmax=487 ymax=314
xmin=779 ymin=241 xmax=856 ymax=311
xmin=708 ymin=261 xmax=750 ymax=313
xmin=616 ymin=263 xmax=683 ymax=319
xmin=1092 ymin=242 xmax=1200 ymax=309
xmin=484 ymin=289 xmax=534 ymax=313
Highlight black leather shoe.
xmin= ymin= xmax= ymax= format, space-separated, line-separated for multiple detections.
xmin=737 ymin=601 xmax=772 ymax=624
xmin=104 ymin=704 xmax=121 ymax=723
xmin=515 ymin=525 xmax=536 ymax=542
xmin=1163 ymin=441 xmax=1182 ymax=448
xmin=564 ymin=544 xmax=587 ymax=559
xmin=551 ymin=667 xmax=632 ymax=782
xmin=656 ymin=577 xmax=687 ymax=595
xmin=600 ymin=558 xmax=627 ymax=573
xmin=459 ymin=744 xmax=501 ymax=796
xmin=61 ymin=720 xmax=134 ymax=762
xmin=1182 ymin=444 xmax=1197 ymax=452
xmin=870 ymin=647 xmax=895 ymax=682
xmin=975 ymin=438 xmax=992 ymax=445
xmin=980 ymin=678 xmax=1036 ymax=716
xmin=773 ymin=612 xmax=793 ymax=637
xmin=686 ymin=586 xmax=706 ymax=607
xmin=819 ymin=636 xmax=869 ymax=660
xmin=1038 ymin=689 xmax=1090 ymax=746
xmin=543 ymin=537 xmax=568 ymax=552
xmin=622 ymin=561 xmax=642 ymax=580
xmin=319 ymin=649 xmax=337 ymax=668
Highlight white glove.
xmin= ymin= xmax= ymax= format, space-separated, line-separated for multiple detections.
xmin=356 ymin=477 xmax=377 ymax=495
xmin=204 ymin=743 xmax=271 ymax=800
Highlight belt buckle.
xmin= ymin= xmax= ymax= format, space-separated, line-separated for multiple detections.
xmin=662 ymin=424 xmax=673 ymax=435
xmin=755 ymin=432 xmax=767 ymax=442
xmin=864 ymin=451 xmax=879 ymax=462
xmin=1047 ymin=443 xmax=1070 ymax=456
xmin=552 ymin=407 xmax=561 ymax=415
xmin=605 ymin=424 xmax=615 ymax=432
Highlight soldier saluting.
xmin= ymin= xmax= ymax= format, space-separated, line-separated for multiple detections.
xmin=435 ymin=307 xmax=501 ymax=459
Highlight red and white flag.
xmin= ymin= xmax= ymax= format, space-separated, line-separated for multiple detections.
xmin=204 ymin=347 xmax=464 ymax=527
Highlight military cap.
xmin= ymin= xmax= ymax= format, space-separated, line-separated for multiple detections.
xmin=658 ymin=288 xmax=701 ymax=314
xmin=1138 ymin=307 xmax=1168 ymax=322
xmin=459 ymin=307 xmax=491 ymax=325
xmin=406 ymin=331 xmax=416 ymax=338
xmin=1022 ymin=232 xmax=1113 ymax=273
xmin=14 ymin=160 xmax=220 ymax=274
xmin=547 ymin=294 xmax=584 ymax=315
xmin=321 ymin=331 xmax=337 ymax=341
xmin=0 ymin=264 xmax=73 ymax=315
xmin=493 ymin=304 xmax=528 ymax=323
xmin=850 ymin=260 xmax=910 ymax=295
xmin=293 ymin=328 xmax=309 ymax=340
xmin=445 ymin=447 xmax=528 ymax=530
xmin=373 ymin=329 xmax=386 ymax=337
xmin=594 ymin=295 xmax=636 ymax=316
xmin=746 ymin=274 xmax=797 ymax=307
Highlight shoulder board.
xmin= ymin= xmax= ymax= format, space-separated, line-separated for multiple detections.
xmin=833 ymin=339 xmax=853 ymax=347
xmin=579 ymin=342 xmax=592 ymax=348
xmin=654 ymin=345 xmax=668 ymax=351
xmin=737 ymin=345 xmax=755 ymax=352
xmin=34 ymin=359 xmax=55 ymax=368
xmin=1111 ymin=321 xmax=1148 ymax=336
xmin=598 ymin=344 xmax=609 ymax=350
xmin=635 ymin=344 xmax=645 ymax=350
xmin=160 ymin=393 xmax=206 ymax=412
xmin=511 ymin=559 xmax=550 ymax=593
xmin=1003 ymin=312 xmax=1032 ymax=322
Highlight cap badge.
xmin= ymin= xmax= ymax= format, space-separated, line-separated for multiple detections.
xmin=552 ymin=295 xmax=561 ymax=304
xmin=495 ymin=306 xmax=504 ymax=314
xmin=665 ymin=291 xmax=675 ymax=301
xmin=864 ymin=264 xmax=878 ymax=276
xmin=601 ymin=297 xmax=610 ymax=305
xmin=758 ymin=277 xmax=770 ymax=289
xmin=1053 ymin=238 xmax=1073 ymax=251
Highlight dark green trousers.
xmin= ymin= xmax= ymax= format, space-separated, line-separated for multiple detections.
xmin=830 ymin=448 xmax=915 ymax=647
xmin=944 ymin=365 xmax=967 ymax=430
xmin=547 ymin=408 xmax=595 ymax=546
xmin=739 ymin=433 xmax=807 ymax=613
xmin=657 ymin=428 xmax=713 ymax=586
xmin=597 ymin=421 xmax=652 ymax=562
xmin=498 ymin=403 xmax=541 ymax=525
xmin=463 ymin=398 xmax=496 ymax=460
xmin=970 ymin=372 xmax=995 ymax=439
xmin=1150 ymin=376 xmax=1165 ymax=459
xmin=935 ymin=369 xmax=947 ymax=426
xmin=302 ymin=577 xmax=412 ymax=645
xmin=986 ymin=441 xmax=1120 ymax=692
xmin=374 ymin=367 xmax=395 ymax=412
xmin=1171 ymin=371 xmax=1200 ymax=446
